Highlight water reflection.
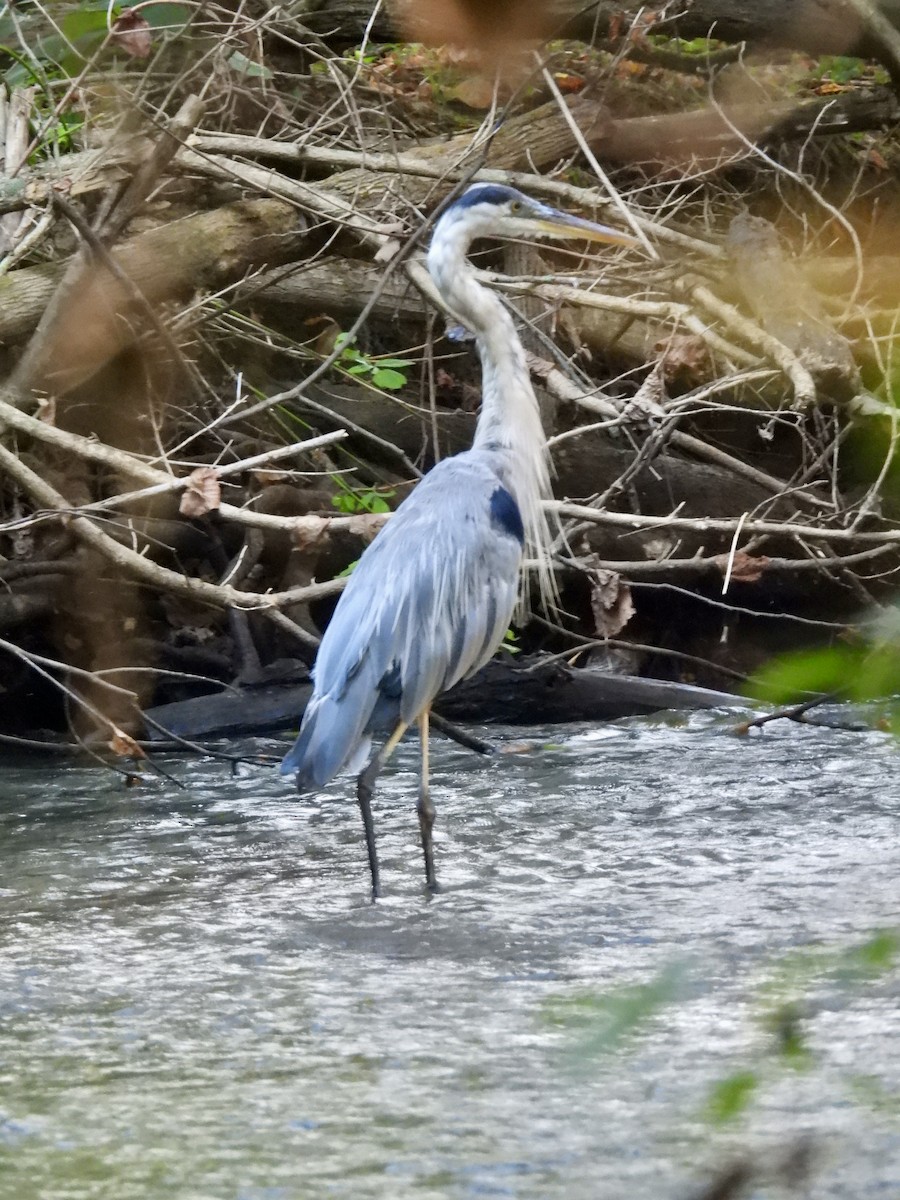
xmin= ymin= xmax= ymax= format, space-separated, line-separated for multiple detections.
xmin=0 ymin=712 xmax=898 ymax=1199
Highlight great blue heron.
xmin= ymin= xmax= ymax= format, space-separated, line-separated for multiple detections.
xmin=280 ymin=183 xmax=636 ymax=896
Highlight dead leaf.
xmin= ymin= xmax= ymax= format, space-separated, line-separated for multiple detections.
xmin=305 ymin=315 xmax=342 ymax=356
xmin=553 ymin=72 xmax=585 ymax=93
xmin=627 ymin=361 xmax=667 ymax=418
xmin=450 ymin=76 xmax=495 ymax=109
xmin=179 ymin=467 xmax=221 ymax=518
xmin=868 ymin=147 xmax=889 ymax=171
xmin=814 ymin=80 xmax=848 ymax=95
xmin=36 ymin=395 xmax=56 ymax=425
xmin=111 ymin=9 xmax=152 ymax=58
xmin=590 ymin=569 xmax=635 ymax=639
xmin=656 ymin=333 xmax=711 ymax=386
xmin=291 ymin=515 xmax=331 ymax=552
xmin=714 ymin=550 xmax=770 ymax=583
xmin=251 ymin=470 xmax=283 ymax=488
xmin=109 ymin=727 xmax=146 ymax=758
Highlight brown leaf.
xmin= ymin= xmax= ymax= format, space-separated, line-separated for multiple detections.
xmin=656 ymin=333 xmax=711 ymax=386
xmin=590 ymin=569 xmax=635 ymax=639
xmin=291 ymin=515 xmax=331 ymax=553
xmin=553 ymin=72 xmax=585 ymax=94
xmin=451 ymin=76 xmax=495 ymax=109
xmin=714 ymin=550 xmax=770 ymax=584
xmin=251 ymin=470 xmax=283 ymax=488
xmin=111 ymin=9 xmax=152 ymax=59
xmin=179 ymin=467 xmax=221 ymax=518
xmin=36 ymin=395 xmax=57 ymax=425
xmin=109 ymin=727 xmax=146 ymax=758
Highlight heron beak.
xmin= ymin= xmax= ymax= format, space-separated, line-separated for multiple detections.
xmin=530 ymin=211 xmax=640 ymax=248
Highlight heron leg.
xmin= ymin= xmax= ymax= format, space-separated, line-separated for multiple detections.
xmin=357 ymin=721 xmax=407 ymax=900
xmin=417 ymin=710 xmax=438 ymax=893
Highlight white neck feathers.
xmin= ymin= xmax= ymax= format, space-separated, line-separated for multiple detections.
xmin=427 ymin=222 xmax=554 ymax=605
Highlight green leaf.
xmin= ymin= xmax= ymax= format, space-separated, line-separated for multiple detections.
xmin=540 ymin=965 xmax=685 ymax=1056
xmin=141 ymin=3 xmax=191 ymax=32
xmin=371 ymin=367 xmax=407 ymax=390
xmin=345 ymin=363 xmax=370 ymax=376
xmin=705 ymin=1071 xmax=758 ymax=1125
xmin=227 ymin=49 xmax=274 ymax=79
xmin=60 ymin=8 xmax=111 ymax=44
xmin=843 ymin=930 xmax=899 ymax=978
xmin=375 ymin=357 xmax=416 ymax=369
xmin=367 ymin=496 xmax=390 ymax=513
xmin=765 ymin=1002 xmax=811 ymax=1067
xmin=746 ymin=645 xmax=858 ymax=704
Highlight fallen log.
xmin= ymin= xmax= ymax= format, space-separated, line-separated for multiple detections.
xmin=142 ymin=653 xmax=744 ymax=741
xmin=0 ymin=199 xmax=308 ymax=393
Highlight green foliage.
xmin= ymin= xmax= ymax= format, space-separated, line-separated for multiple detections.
xmin=0 ymin=3 xmax=191 ymax=89
xmin=544 ymin=932 xmax=899 ymax=1130
xmin=334 ymin=333 xmax=414 ymax=391
xmin=807 ymin=55 xmax=889 ymax=88
xmin=815 ymin=55 xmax=866 ymax=84
xmin=0 ymin=0 xmax=191 ymax=161
xmin=227 ymin=49 xmax=274 ymax=80
xmin=331 ymin=478 xmax=395 ymax=515
xmin=750 ymin=644 xmax=860 ymax=702
xmin=499 ymin=628 xmax=520 ymax=656
xmin=648 ymin=34 xmax=722 ymax=55
xmin=764 ymin=1001 xmax=812 ymax=1068
xmin=705 ymin=1071 xmax=759 ymax=1125
xmin=540 ymin=964 xmax=687 ymax=1057
xmin=747 ymin=607 xmax=900 ymax=729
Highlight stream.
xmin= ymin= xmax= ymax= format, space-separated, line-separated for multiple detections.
xmin=1 ymin=709 xmax=899 ymax=1199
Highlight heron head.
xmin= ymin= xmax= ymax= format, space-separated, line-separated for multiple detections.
xmin=433 ymin=183 xmax=639 ymax=250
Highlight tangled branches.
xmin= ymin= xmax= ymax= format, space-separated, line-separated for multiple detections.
xmin=2 ymin=0 xmax=900 ymax=749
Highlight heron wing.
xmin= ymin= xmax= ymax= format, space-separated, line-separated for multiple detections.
xmin=280 ymin=452 xmax=522 ymax=788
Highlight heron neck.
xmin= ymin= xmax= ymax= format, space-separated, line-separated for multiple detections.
xmin=434 ymin=259 xmax=547 ymax=486
xmin=429 ymin=249 xmax=554 ymax=602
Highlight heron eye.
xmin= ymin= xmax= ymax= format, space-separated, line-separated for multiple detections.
xmin=510 ymin=199 xmax=523 ymax=213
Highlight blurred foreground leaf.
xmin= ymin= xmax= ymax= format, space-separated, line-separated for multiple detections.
xmin=706 ymin=1071 xmax=759 ymax=1124
xmin=540 ymin=964 xmax=686 ymax=1057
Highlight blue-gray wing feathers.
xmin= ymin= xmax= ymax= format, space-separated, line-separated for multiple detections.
xmin=280 ymin=451 xmax=522 ymax=788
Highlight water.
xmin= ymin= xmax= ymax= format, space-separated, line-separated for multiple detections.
xmin=1 ymin=711 xmax=899 ymax=1199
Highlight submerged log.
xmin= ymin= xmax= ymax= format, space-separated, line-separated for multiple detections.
xmin=142 ymin=654 xmax=743 ymax=742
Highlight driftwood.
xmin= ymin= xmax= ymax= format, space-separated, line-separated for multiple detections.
xmin=0 ymin=199 xmax=307 ymax=394
xmin=142 ymin=653 xmax=743 ymax=742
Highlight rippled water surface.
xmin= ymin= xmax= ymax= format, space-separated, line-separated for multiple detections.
xmin=1 ymin=712 xmax=899 ymax=1199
